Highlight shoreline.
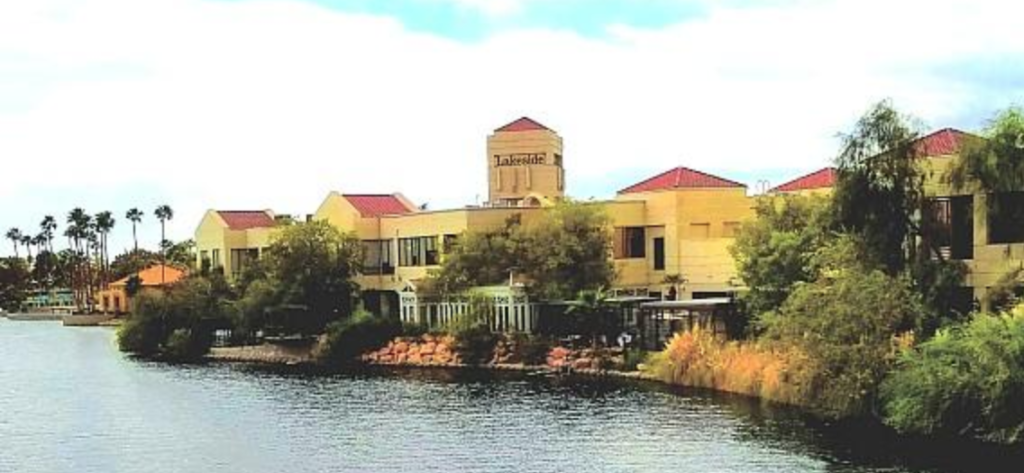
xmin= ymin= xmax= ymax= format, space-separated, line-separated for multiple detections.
xmin=207 ymin=343 xmax=660 ymax=383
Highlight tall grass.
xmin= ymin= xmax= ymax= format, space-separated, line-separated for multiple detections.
xmin=644 ymin=327 xmax=816 ymax=406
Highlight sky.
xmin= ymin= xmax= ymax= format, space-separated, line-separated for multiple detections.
xmin=2 ymin=0 xmax=1023 ymax=257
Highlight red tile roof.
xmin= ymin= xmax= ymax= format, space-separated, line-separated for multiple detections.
xmin=343 ymin=194 xmax=415 ymax=218
xmin=915 ymin=128 xmax=972 ymax=157
xmin=111 ymin=264 xmax=186 ymax=287
xmin=619 ymin=166 xmax=746 ymax=194
xmin=771 ymin=167 xmax=837 ymax=193
xmin=217 ymin=211 xmax=275 ymax=230
xmin=495 ymin=117 xmax=549 ymax=132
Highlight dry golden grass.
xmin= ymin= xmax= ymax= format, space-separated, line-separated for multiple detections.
xmin=644 ymin=327 xmax=817 ymax=406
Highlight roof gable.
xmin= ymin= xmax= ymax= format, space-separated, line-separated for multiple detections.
xmin=619 ymin=167 xmax=746 ymax=194
xmin=915 ymin=128 xmax=973 ymax=157
xmin=771 ymin=167 xmax=837 ymax=193
xmin=216 ymin=211 xmax=275 ymax=230
xmin=343 ymin=194 xmax=415 ymax=218
xmin=495 ymin=117 xmax=549 ymax=133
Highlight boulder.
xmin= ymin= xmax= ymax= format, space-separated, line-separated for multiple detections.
xmin=394 ymin=342 xmax=410 ymax=354
xmin=420 ymin=342 xmax=436 ymax=356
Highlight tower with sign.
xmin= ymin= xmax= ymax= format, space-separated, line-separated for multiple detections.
xmin=486 ymin=117 xmax=565 ymax=207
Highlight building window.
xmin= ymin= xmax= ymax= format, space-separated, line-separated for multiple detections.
xmin=653 ymin=237 xmax=665 ymax=270
xmin=362 ymin=239 xmax=394 ymax=275
xmin=211 ymin=249 xmax=221 ymax=268
xmin=614 ymin=227 xmax=645 ymax=259
xmin=924 ymin=196 xmax=974 ymax=259
xmin=399 ymin=236 xmax=439 ymax=267
xmin=989 ymin=192 xmax=1024 ymax=244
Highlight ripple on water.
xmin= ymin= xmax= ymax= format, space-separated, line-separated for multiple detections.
xmin=2 ymin=320 xmax=1018 ymax=473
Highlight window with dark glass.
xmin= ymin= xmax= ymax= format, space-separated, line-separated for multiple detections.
xmin=653 ymin=237 xmax=665 ymax=270
xmin=614 ymin=227 xmax=646 ymax=259
xmin=362 ymin=239 xmax=394 ymax=274
xmin=989 ymin=192 xmax=1024 ymax=244
xmin=399 ymin=236 xmax=439 ymax=267
xmin=925 ymin=196 xmax=974 ymax=259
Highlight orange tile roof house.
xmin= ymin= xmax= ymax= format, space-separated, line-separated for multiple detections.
xmin=97 ymin=264 xmax=186 ymax=315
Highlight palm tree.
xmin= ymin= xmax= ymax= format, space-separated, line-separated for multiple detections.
xmin=125 ymin=208 xmax=143 ymax=252
xmin=40 ymin=215 xmax=57 ymax=252
xmin=6 ymin=228 xmax=22 ymax=258
xmin=155 ymin=205 xmax=173 ymax=284
xmin=94 ymin=211 xmax=115 ymax=288
xmin=67 ymin=208 xmax=91 ymax=311
xmin=20 ymin=234 xmax=32 ymax=261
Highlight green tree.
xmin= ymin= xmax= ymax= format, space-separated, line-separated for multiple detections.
xmin=263 ymin=221 xmax=363 ymax=333
xmin=118 ymin=276 xmax=230 ymax=361
xmin=161 ymin=239 xmax=195 ymax=269
xmin=110 ymin=249 xmax=160 ymax=282
xmin=432 ymin=201 xmax=615 ymax=301
xmin=125 ymin=208 xmax=144 ymax=252
xmin=947 ymin=106 xmax=1024 ymax=193
xmin=881 ymin=304 xmax=1024 ymax=445
xmin=0 ymin=257 xmax=30 ymax=311
xmin=760 ymin=237 xmax=924 ymax=419
xmin=731 ymin=194 xmax=833 ymax=318
xmin=832 ymin=100 xmax=931 ymax=274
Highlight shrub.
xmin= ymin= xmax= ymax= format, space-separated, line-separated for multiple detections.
xmin=759 ymin=238 xmax=924 ymax=419
xmin=507 ymin=333 xmax=553 ymax=365
xmin=320 ymin=311 xmax=402 ymax=364
xmin=116 ymin=276 xmax=227 ymax=361
xmin=881 ymin=304 xmax=1024 ymax=445
xmin=644 ymin=328 xmax=815 ymax=406
xmin=453 ymin=323 xmax=499 ymax=365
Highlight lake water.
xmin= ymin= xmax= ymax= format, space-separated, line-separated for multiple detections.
xmin=0 ymin=319 xmax=1018 ymax=473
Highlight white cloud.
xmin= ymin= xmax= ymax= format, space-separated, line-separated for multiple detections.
xmin=1 ymin=0 xmax=1023 ymax=255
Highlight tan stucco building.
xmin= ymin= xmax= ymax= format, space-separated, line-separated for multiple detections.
xmin=774 ymin=128 xmax=1023 ymax=307
xmin=194 ymin=210 xmax=277 ymax=279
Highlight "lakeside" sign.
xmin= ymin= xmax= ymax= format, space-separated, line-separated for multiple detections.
xmin=494 ymin=153 xmax=547 ymax=167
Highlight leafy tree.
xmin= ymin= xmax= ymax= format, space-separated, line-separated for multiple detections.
xmin=161 ymin=239 xmax=195 ymax=269
xmin=731 ymin=194 xmax=833 ymax=319
xmin=522 ymin=201 xmax=615 ymax=301
xmin=0 ymin=257 xmax=30 ymax=311
xmin=263 ymin=221 xmax=363 ymax=333
xmin=432 ymin=200 xmax=614 ymax=301
xmin=110 ymin=249 xmax=160 ymax=282
xmin=832 ymin=100 xmax=930 ymax=274
xmin=431 ymin=215 xmax=525 ymax=293
xmin=320 ymin=310 xmax=402 ymax=365
xmin=118 ymin=276 xmax=230 ymax=360
xmin=947 ymin=106 xmax=1024 ymax=193
xmin=760 ymin=237 xmax=924 ymax=419
xmin=881 ymin=304 xmax=1024 ymax=445
xmin=983 ymin=267 xmax=1024 ymax=313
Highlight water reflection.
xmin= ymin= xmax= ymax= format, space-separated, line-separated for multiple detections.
xmin=1 ymin=320 xmax=1020 ymax=473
